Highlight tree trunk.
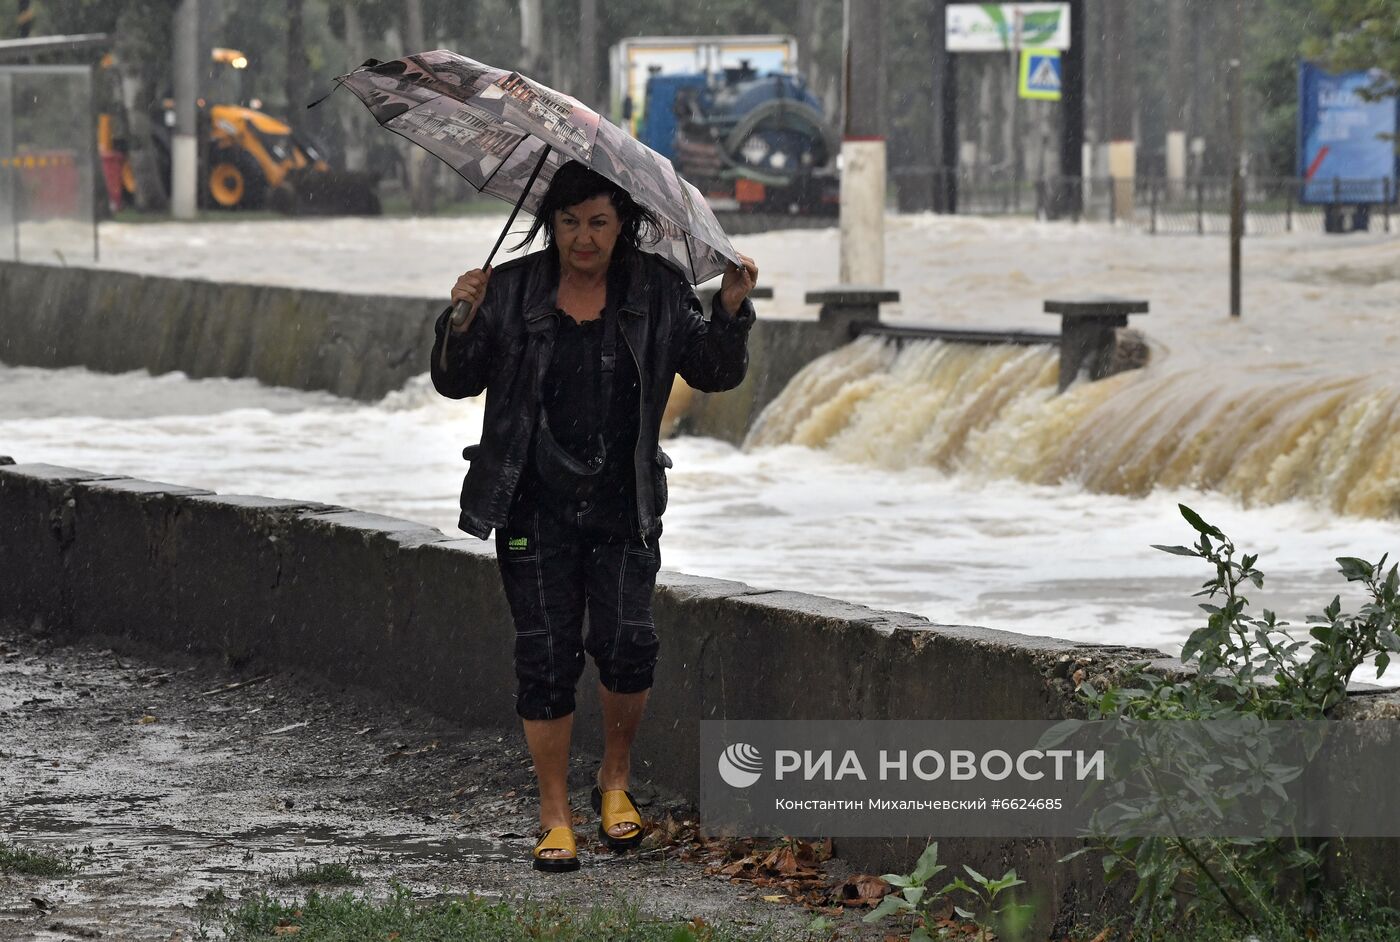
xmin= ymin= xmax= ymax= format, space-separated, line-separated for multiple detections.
xmin=285 ymin=0 xmax=312 ymax=134
xmin=403 ymin=0 xmax=425 ymax=50
xmin=1165 ymin=0 xmax=1186 ymax=192
xmin=342 ymin=4 xmax=368 ymax=172
xmin=548 ymin=7 xmax=567 ymax=93
xmin=977 ymin=60 xmax=993 ymax=184
xmin=798 ymin=0 xmax=818 ymax=89
xmin=403 ymin=0 xmax=436 ymax=214
xmin=115 ymin=4 xmax=170 ymax=212
xmin=579 ymin=0 xmax=600 ymax=111
xmin=519 ymin=0 xmax=544 ymax=76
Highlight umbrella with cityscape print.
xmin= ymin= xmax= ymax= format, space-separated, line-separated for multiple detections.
xmin=327 ymin=49 xmax=740 ymax=289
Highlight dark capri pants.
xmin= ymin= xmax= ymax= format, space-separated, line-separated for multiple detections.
xmin=494 ymin=504 xmax=662 ymax=721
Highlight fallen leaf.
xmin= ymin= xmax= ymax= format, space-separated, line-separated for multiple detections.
xmin=762 ymin=845 xmax=801 ymax=875
xmin=271 ymin=927 xmax=300 ymax=937
xmin=829 ymin=873 xmax=892 ymax=907
xmin=761 ymin=894 xmax=786 ymax=903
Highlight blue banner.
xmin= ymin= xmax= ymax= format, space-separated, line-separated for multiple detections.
xmin=1297 ymin=62 xmax=1398 ymax=204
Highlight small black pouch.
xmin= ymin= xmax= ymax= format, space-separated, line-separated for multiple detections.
xmin=533 ymin=412 xmax=606 ymax=500
xmin=531 ymin=307 xmax=617 ymax=501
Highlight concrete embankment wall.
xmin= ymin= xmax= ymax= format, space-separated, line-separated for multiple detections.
xmin=0 ymin=457 xmax=1164 ymax=917
xmin=6 ymin=459 xmax=1398 ymax=923
xmin=0 ymin=260 xmax=830 ymax=442
xmin=0 ymin=260 xmax=444 ymax=402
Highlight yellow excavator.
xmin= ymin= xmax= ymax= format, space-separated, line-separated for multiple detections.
xmin=104 ymin=47 xmax=380 ymax=215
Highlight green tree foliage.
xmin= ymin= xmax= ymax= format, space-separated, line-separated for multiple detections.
xmin=1249 ymin=0 xmax=1330 ymax=175
xmin=6 ymin=1 xmax=1381 ymax=190
xmin=1304 ymin=0 xmax=1400 ymax=96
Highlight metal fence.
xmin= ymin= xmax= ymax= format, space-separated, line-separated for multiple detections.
xmin=894 ymin=168 xmax=1398 ymax=236
xmin=0 ymin=65 xmax=98 ymax=265
xmin=1108 ymin=176 xmax=1395 ymax=236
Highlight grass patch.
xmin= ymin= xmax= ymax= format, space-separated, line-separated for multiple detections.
xmin=221 ymin=883 xmax=814 ymax=942
xmin=1078 ymin=883 xmax=1400 ymax=942
xmin=0 ymin=840 xmax=79 ymax=877
xmin=269 ymin=859 xmax=363 ymax=888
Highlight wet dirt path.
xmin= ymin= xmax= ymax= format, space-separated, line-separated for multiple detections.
xmin=0 ymin=626 xmax=887 ymax=941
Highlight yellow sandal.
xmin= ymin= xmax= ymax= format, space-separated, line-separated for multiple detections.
xmin=590 ymin=778 xmax=645 ymax=851
xmin=531 ymin=826 xmax=580 ymax=872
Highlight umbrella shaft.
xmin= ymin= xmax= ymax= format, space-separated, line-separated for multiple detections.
xmin=450 ymin=144 xmax=553 ymax=330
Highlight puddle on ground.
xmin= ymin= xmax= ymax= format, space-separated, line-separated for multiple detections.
xmin=1 ymin=810 xmax=511 ymax=868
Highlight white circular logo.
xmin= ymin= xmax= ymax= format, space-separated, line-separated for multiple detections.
xmin=718 ymin=743 xmax=763 ymax=788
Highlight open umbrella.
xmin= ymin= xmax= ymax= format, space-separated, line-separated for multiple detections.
xmin=324 ymin=49 xmax=740 ymax=325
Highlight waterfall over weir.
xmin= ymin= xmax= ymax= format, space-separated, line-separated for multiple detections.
xmin=743 ymin=336 xmax=1400 ymax=519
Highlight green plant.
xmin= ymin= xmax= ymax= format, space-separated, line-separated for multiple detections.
xmin=1078 ymin=879 xmax=1400 ymax=941
xmin=221 ymin=880 xmax=817 ymax=941
xmin=268 ymin=858 xmax=363 ymax=888
xmin=863 ymin=843 xmax=1034 ymax=941
xmin=0 ymin=840 xmax=81 ymax=876
xmin=942 ymin=865 xmax=1035 ymax=941
xmin=1062 ymin=504 xmax=1399 ymax=931
xmin=862 ymin=842 xmax=946 ymax=941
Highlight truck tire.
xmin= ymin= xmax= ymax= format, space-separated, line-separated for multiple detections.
xmin=206 ymin=151 xmax=267 ymax=210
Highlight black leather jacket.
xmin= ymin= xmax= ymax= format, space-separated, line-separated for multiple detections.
xmin=430 ymin=245 xmax=756 ymax=541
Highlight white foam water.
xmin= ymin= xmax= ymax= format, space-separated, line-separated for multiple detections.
xmin=2 ymin=363 xmax=1394 ymax=685
xmin=8 ymin=212 xmax=1398 ymax=684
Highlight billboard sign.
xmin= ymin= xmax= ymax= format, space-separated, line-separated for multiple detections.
xmin=947 ymin=4 xmax=1072 ymax=52
xmin=1297 ymin=62 xmax=1398 ymax=204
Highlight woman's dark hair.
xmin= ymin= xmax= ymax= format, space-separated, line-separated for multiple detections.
xmin=512 ymin=159 xmax=663 ymax=252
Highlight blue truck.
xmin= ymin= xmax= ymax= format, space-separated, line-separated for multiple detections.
xmin=610 ymin=36 xmax=839 ymax=216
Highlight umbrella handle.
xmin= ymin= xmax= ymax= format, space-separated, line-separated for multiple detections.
xmin=450 ymin=295 xmax=483 ymax=329
xmin=441 ymin=294 xmax=484 ymax=373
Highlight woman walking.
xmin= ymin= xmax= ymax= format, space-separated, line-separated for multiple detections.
xmin=430 ymin=160 xmax=757 ymax=872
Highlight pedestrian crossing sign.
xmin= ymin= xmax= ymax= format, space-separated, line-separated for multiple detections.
xmin=1019 ymin=48 xmax=1062 ymax=101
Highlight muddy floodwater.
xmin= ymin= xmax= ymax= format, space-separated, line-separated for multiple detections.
xmin=7 ymin=214 xmax=1400 ymax=681
xmin=0 ymin=626 xmax=887 ymax=941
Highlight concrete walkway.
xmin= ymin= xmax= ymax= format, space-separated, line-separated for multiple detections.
xmin=0 ymin=624 xmax=889 ymax=941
